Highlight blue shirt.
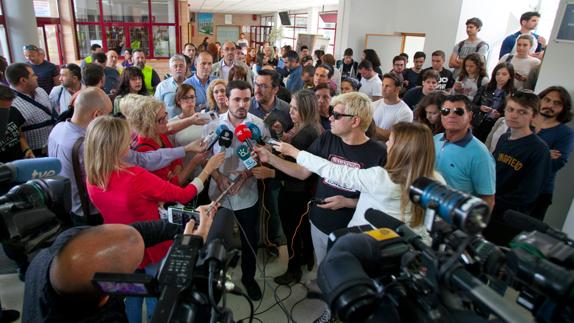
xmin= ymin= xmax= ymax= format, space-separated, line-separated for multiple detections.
xmin=155 ymin=77 xmax=180 ymax=118
xmin=286 ymin=65 xmax=303 ymax=93
xmin=537 ymin=123 xmax=574 ymax=193
xmin=434 ymin=130 xmax=496 ymax=196
xmin=183 ymin=74 xmax=216 ymax=110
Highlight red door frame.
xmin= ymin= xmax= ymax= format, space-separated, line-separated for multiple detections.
xmin=37 ymin=17 xmax=64 ymax=64
xmin=70 ymin=0 xmax=180 ymax=60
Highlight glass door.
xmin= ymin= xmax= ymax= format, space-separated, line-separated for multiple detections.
xmin=105 ymin=25 xmax=126 ymax=55
xmin=128 ymin=26 xmax=150 ymax=54
xmin=37 ymin=24 xmax=63 ymax=65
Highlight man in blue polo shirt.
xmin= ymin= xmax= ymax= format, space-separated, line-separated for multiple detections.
xmin=434 ymin=94 xmax=496 ymax=210
xmin=184 ymin=51 xmax=215 ymax=110
xmin=155 ymin=54 xmax=188 ymax=118
xmin=285 ymin=50 xmax=303 ymax=93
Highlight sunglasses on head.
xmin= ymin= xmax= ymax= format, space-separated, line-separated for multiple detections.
xmin=22 ymin=45 xmax=39 ymax=51
xmin=440 ymin=107 xmax=466 ymax=116
xmin=330 ymin=111 xmax=355 ymax=120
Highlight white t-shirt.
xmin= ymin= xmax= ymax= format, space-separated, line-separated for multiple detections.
xmin=499 ymin=54 xmax=541 ymax=90
xmin=372 ymin=98 xmax=413 ymax=129
xmin=359 ymin=75 xmax=382 ymax=98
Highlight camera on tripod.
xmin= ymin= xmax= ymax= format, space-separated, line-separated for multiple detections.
xmin=317 ymin=177 xmax=574 ymax=322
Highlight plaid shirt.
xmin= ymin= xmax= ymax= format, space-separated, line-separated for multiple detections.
xmin=11 ymin=87 xmax=53 ymax=150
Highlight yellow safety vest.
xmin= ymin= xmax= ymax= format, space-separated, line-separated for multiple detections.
xmin=84 ymin=56 xmax=93 ymax=64
xmin=141 ymin=65 xmax=155 ymax=95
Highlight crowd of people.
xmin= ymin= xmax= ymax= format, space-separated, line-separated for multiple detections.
xmin=1 ymin=10 xmax=573 ymax=323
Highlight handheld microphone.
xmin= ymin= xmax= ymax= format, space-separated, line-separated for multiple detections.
xmin=203 ymin=125 xmax=230 ymax=151
xmin=0 ymin=157 xmax=62 ymax=184
xmin=217 ymin=129 xmax=233 ymax=153
xmin=234 ymin=124 xmax=254 ymax=151
xmin=236 ymin=144 xmax=257 ymax=170
xmin=245 ymin=122 xmax=264 ymax=145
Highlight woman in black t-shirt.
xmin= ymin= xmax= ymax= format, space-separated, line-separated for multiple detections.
xmin=252 ymin=90 xmax=322 ymax=285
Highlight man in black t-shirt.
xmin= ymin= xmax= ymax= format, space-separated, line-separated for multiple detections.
xmin=482 ymin=92 xmax=550 ymax=246
xmin=255 ymin=92 xmax=386 ymax=264
xmin=417 ymin=50 xmax=455 ymax=92
xmin=0 ymin=86 xmax=26 ymax=162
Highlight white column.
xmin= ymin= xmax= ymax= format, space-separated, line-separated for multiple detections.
xmin=5 ymin=0 xmax=39 ymax=63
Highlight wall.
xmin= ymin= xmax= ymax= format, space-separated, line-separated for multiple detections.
xmin=535 ymin=0 xmax=574 ymax=231
xmin=189 ymin=13 xmax=260 ymax=46
xmin=335 ymin=0 xmax=463 ymax=67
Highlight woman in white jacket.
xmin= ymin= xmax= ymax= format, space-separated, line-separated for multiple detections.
xmin=267 ymin=122 xmax=445 ymax=242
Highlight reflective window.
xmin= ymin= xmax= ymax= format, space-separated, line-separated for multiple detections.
xmin=73 ymin=0 xmax=100 ymax=22
xmin=102 ymin=0 xmax=149 ymax=23
xmin=76 ymin=24 xmax=102 ymax=58
xmin=0 ymin=25 xmax=10 ymax=62
xmin=153 ymin=26 xmax=176 ymax=57
xmin=106 ymin=26 xmax=126 ymax=55
xmin=129 ymin=27 xmax=149 ymax=53
xmin=151 ymin=0 xmax=175 ymax=23
xmin=34 ymin=0 xmax=59 ymax=18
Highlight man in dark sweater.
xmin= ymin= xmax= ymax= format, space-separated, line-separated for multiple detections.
xmin=482 ymin=91 xmax=550 ymax=246
xmin=402 ymin=69 xmax=439 ymax=110
xmin=22 ymin=205 xmax=218 ymax=323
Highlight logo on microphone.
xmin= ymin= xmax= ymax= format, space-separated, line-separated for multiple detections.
xmin=32 ymin=169 xmax=57 ymax=179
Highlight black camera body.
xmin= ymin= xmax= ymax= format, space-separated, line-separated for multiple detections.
xmin=93 ymin=235 xmax=240 ymax=323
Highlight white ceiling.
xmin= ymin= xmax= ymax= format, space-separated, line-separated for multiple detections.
xmin=186 ymin=0 xmax=339 ymax=14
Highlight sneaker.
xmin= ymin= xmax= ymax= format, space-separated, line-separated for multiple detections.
xmin=0 ymin=309 xmax=20 ymax=323
xmin=242 ymin=279 xmax=262 ymax=301
xmin=273 ymin=270 xmax=302 ymax=285
xmin=313 ymin=309 xmax=333 ymax=323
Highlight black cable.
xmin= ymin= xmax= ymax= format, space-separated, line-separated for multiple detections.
xmin=208 ymin=261 xmax=223 ymax=314
xmin=289 ymin=283 xmax=309 ymax=323
xmin=236 ymin=288 xmax=255 ymax=323
xmin=273 ymin=284 xmax=293 ymax=323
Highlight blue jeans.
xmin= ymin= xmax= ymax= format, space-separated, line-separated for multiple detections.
xmin=125 ymin=261 xmax=159 ymax=323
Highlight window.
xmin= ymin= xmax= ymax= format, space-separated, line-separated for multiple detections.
xmin=33 ymin=0 xmax=59 ymax=18
xmin=261 ymin=15 xmax=274 ymax=27
xmin=282 ymin=13 xmax=307 ymax=49
xmin=318 ymin=12 xmax=337 ymax=54
xmin=72 ymin=0 xmax=179 ymax=59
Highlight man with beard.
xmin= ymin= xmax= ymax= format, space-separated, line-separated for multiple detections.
xmin=132 ymin=49 xmax=161 ymax=95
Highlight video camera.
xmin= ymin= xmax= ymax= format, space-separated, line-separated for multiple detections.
xmin=92 ymin=235 xmax=242 ymax=323
xmin=318 ymin=177 xmax=574 ymax=322
xmin=0 ymin=176 xmax=71 ymax=255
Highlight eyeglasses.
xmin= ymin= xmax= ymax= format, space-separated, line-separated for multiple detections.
xmin=330 ymin=111 xmax=355 ymax=120
xmin=180 ymin=95 xmax=196 ymax=101
xmin=254 ymin=83 xmax=271 ymax=90
xmin=440 ymin=107 xmax=466 ymax=116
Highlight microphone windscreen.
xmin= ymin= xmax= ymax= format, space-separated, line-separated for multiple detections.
xmin=10 ymin=157 xmax=62 ymax=183
xmin=235 ymin=127 xmax=252 ymax=142
xmin=218 ymin=130 xmax=233 ymax=148
xmin=502 ymin=209 xmax=548 ymax=233
xmin=246 ymin=122 xmax=262 ymax=141
xmin=365 ymin=208 xmax=404 ymax=230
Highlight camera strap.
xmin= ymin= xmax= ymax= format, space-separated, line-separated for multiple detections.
xmin=72 ymin=136 xmax=92 ymax=219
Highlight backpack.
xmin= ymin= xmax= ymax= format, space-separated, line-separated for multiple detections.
xmin=504 ymin=54 xmax=514 ymax=63
xmin=457 ymin=40 xmax=487 ymax=56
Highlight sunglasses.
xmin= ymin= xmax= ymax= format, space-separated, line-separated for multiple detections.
xmin=330 ymin=111 xmax=355 ymax=120
xmin=440 ymin=107 xmax=466 ymax=116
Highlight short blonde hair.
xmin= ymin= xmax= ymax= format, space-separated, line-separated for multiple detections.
xmin=118 ymin=94 xmax=142 ymax=119
xmin=84 ymin=116 xmax=131 ymax=189
xmin=207 ymin=79 xmax=227 ymax=110
xmin=331 ymin=92 xmax=373 ymax=131
xmin=126 ymin=96 xmax=164 ymax=138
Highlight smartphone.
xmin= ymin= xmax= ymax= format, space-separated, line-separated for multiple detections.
xmin=167 ymin=207 xmax=200 ymax=228
xmin=92 ymin=272 xmax=156 ymax=296
xmin=265 ymin=138 xmax=281 ymax=146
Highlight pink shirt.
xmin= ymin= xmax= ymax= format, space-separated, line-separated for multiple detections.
xmin=87 ymin=166 xmax=199 ymax=267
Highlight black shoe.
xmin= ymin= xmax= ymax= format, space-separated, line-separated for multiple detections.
xmin=0 ymin=309 xmax=20 ymax=323
xmin=305 ymin=257 xmax=315 ymax=271
xmin=274 ymin=270 xmax=302 ymax=285
xmin=242 ymin=279 xmax=262 ymax=301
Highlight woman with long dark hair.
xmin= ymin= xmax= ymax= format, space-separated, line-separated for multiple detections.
xmin=452 ymin=53 xmax=489 ymax=100
xmin=362 ymin=49 xmax=383 ymax=79
xmin=414 ymin=92 xmax=446 ymax=135
xmin=471 ymin=62 xmax=515 ymax=142
xmin=113 ymin=66 xmax=148 ymax=115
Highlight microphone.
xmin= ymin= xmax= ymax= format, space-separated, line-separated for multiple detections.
xmin=217 ymin=129 xmax=233 ymax=153
xmin=234 ymin=124 xmax=254 ymax=151
xmin=203 ymin=125 xmax=230 ymax=151
xmin=245 ymin=122 xmax=264 ymax=145
xmin=0 ymin=157 xmax=62 ymax=184
xmin=236 ymin=144 xmax=257 ymax=170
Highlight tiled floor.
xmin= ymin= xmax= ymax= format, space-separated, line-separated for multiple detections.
xmin=0 ymin=245 xmax=326 ymax=323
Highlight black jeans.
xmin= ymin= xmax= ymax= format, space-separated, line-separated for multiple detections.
xmin=279 ymin=190 xmax=313 ymax=272
xmin=529 ymin=193 xmax=553 ymax=221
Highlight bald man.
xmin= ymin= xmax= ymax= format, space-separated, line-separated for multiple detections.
xmin=22 ymin=205 xmax=218 ymax=323
xmin=47 ymin=88 xmax=203 ymax=226
xmin=211 ymin=42 xmax=253 ymax=86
